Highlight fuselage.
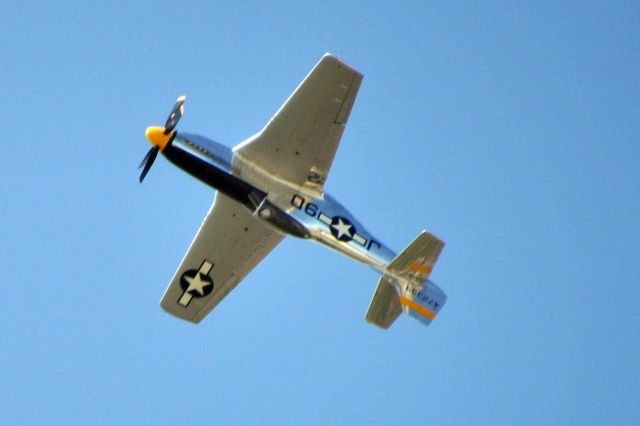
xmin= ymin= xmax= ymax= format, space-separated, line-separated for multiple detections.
xmin=163 ymin=132 xmax=396 ymax=271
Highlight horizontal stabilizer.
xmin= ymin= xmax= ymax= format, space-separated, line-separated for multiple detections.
xmin=387 ymin=231 xmax=444 ymax=283
xmin=365 ymin=275 xmax=402 ymax=329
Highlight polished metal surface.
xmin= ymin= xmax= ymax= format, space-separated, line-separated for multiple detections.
xmin=173 ymin=130 xmax=397 ymax=271
xmin=151 ymin=54 xmax=446 ymax=328
xmin=174 ymin=132 xmax=233 ymax=173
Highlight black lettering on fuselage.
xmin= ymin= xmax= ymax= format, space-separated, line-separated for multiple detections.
xmin=291 ymin=194 xmax=305 ymax=209
xmin=408 ymin=287 xmax=439 ymax=309
xmin=291 ymin=194 xmax=320 ymax=219
xmin=304 ymin=203 xmax=318 ymax=217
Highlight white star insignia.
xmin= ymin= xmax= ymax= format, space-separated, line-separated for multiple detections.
xmin=184 ymin=273 xmax=210 ymax=296
xmin=332 ymin=218 xmax=353 ymax=239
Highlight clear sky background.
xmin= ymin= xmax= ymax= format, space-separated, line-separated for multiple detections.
xmin=1 ymin=2 xmax=638 ymax=424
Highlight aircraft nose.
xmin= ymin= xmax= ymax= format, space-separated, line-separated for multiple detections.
xmin=145 ymin=126 xmax=173 ymax=151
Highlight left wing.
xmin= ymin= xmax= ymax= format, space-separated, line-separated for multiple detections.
xmin=160 ymin=193 xmax=283 ymax=323
xmin=234 ymin=54 xmax=362 ymax=193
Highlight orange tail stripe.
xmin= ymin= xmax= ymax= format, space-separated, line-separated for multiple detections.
xmin=399 ymin=296 xmax=437 ymax=320
xmin=409 ymin=261 xmax=432 ymax=275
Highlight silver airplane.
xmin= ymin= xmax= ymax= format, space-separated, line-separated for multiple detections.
xmin=140 ymin=54 xmax=446 ymax=329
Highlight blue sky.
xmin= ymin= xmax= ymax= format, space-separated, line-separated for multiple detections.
xmin=1 ymin=1 xmax=638 ymax=424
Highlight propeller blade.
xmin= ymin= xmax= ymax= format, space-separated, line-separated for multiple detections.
xmin=164 ymin=95 xmax=186 ymax=134
xmin=139 ymin=146 xmax=159 ymax=183
xmin=138 ymin=145 xmax=155 ymax=170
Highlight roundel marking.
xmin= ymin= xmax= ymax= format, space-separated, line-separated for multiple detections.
xmin=178 ymin=260 xmax=214 ymax=307
xmin=330 ymin=216 xmax=356 ymax=242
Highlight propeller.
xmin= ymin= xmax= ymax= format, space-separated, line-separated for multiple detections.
xmin=139 ymin=95 xmax=186 ymax=183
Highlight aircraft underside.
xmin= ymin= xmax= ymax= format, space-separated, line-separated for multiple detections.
xmin=140 ymin=54 xmax=447 ymax=329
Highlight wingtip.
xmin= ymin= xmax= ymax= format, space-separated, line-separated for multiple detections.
xmin=160 ymin=300 xmax=202 ymax=324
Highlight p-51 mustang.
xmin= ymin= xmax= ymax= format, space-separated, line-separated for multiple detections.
xmin=140 ymin=54 xmax=446 ymax=329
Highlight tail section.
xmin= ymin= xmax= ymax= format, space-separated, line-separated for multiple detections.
xmin=365 ymin=231 xmax=446 ymax=329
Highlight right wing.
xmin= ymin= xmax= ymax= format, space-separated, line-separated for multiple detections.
xmin=160 ymin=193 xmax=283 ymax=323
